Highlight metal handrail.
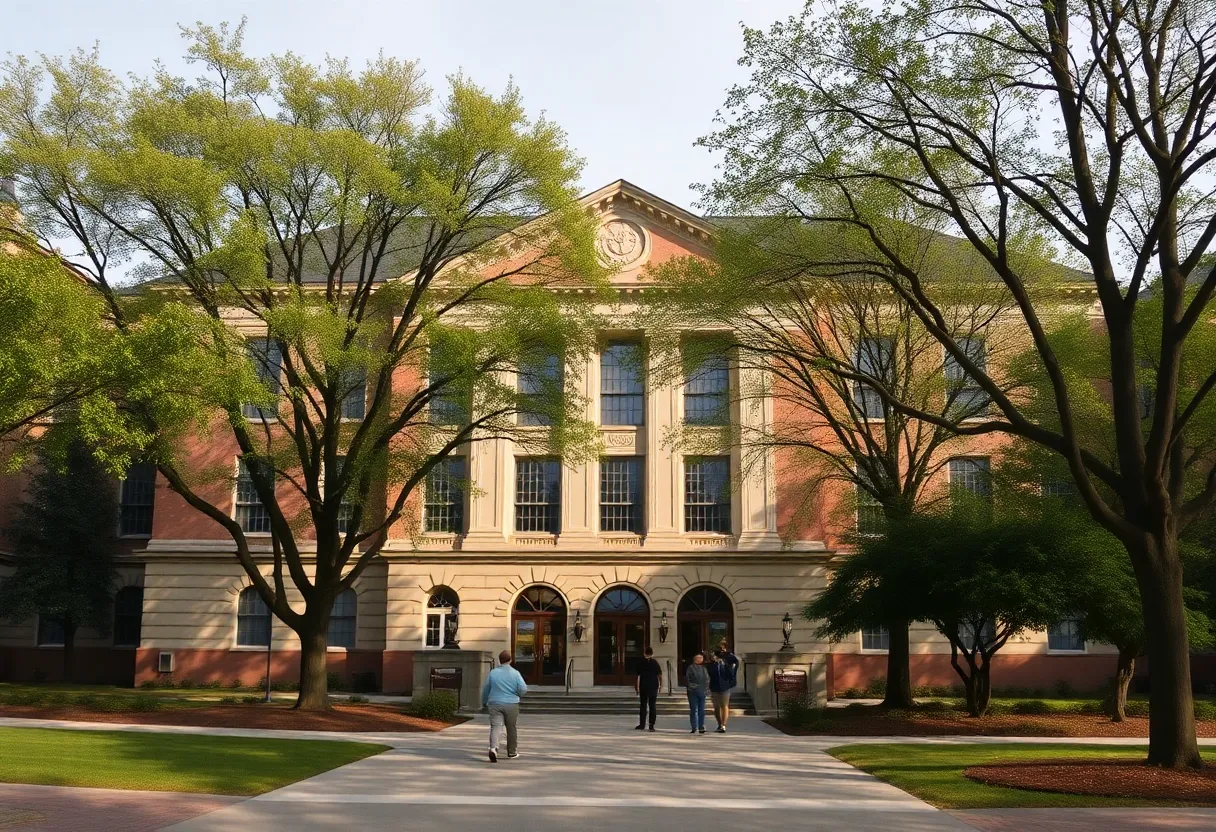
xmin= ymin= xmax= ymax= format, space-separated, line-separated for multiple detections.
xmin=666 ymin=659 xmax=674 ymax=697
xmin=565 ymin=658 xmax=574 ymax=695
xmin=741 ymin=658 xmax=747 ymax=694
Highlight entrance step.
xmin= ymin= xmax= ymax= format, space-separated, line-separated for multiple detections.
xmin=519 ymin=687 xmax=756 ymax=716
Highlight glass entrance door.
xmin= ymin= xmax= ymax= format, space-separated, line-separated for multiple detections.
xmin=513 ymin=618 xmax=537 ymax=683
xmin=594 ymin=615 xmax=648 ymax=685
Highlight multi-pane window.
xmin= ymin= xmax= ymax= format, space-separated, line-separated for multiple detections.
xmin=861 ymin=625 xmax=890 ymax=651
xmin=852 ymin=337 xmax=893 ymax=419
xmin=424 ymin=457 xmax=466 ymax=533
xmin=329 ymin=456 xmax=355 ymax=535
xmin=36 ymin=615 xmax=65 ymax=646
xmin=236 ymin=587 xmax=271 ymax=647
xmin=683 ymin=349 xmax=730 ymax=425
xmin=1048 ymin=617 xmax=1085 ymax=651
xmin=855 ymin=477 xmax=883 ymax=536
xmin=426 ymin=587 xmax=460 ymax=649
xmin=684 ymin=456 xmax=731 ymax=533
xmin=113 ymin=587 xmax=143 ymax=647
xmin=242 ymin=337 xmax=282 ymax=420
xmin=958 ymin=619 xmax=995 ymax=651
xmin=600 ymin=457 xmax=643 ymax=534
xmin=945 ymin=337 xmax=988 ymax=417
xmin=949 ymin=457 xmax=991 ymax=501
xmin=429 ymin=364 xmax=469 ymax=426
xmin=1042 ymin=477 xmax=1078 ymax=501
xmin=518 ymin=351 xmax=562 ymax=426
xmin=328 ymin=588 xmax=357 ymax=649
xmin=118 ymin=463 xmax=156 ymax=537
xmin=600 ymin=341 xmax=645 ymax=426
xmin=340 ymin=367 xmax=366 ymax=421
xmin=515 ymin=457 xmax=561 ymax=534
xmin=235 ymin=458 xmax=273 ymax=534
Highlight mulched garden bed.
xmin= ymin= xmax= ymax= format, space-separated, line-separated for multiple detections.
xmin=0 ymin=702 xmax=462 ymax=732
xmin=964 ymin=759 xmax=1216 ymax=803
xmin=766 ymin=709 xmax=1216 ymax=738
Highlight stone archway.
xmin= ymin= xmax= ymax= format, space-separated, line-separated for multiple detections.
xmin=511 ymin=585 xmax=567 ymax=686
xmin=592 ymin=586 xmax=649 ymax=686
xmin=676 ymin=585 xmax=734 ymax=685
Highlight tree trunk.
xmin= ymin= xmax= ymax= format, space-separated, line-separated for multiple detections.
xmin=1135 ymin=536 xmax=1200 ymax=768
xmin=294 ymin=616 xmax=332 ymax=711
xmin=974 ymin=658 xmax=992 ymax=717
xmin=1109 ymin=648 xmax=1135 ymax=723
xmin=61 ymin=619 xmax=77 ymax=684
xmin=881 ymin=619 xmax=914 ymax=708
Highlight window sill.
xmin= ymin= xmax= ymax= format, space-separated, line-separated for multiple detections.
xmin=326 ymin=646 xmax=350 ymax=653
xmin=36 ymin=644 xmax=65 ymax=649
xmin=1047 ymin=648 xmax=1087 ymax=655
xmin=118 ymin=534 xmax=153 ymax=540
xmin=859 ymin=649 xmax=889 ymax=655
xmin=230 ymin=645 xmax=272 ymax=652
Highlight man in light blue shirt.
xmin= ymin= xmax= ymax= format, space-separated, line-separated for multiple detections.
xmin=481 ymin=649 xmax=528 ymax=762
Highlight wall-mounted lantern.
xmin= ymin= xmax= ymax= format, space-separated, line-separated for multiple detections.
xmin=781 ymin=611 xmax=794 ymax=651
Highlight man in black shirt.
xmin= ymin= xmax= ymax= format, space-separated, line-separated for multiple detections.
xmin=635 ymin=646 xmax=663 ymax=731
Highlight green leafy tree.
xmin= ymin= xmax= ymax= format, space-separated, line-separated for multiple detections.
xmin=701 ymin=0 xmax=1216 ymax=767
xmin=0 ymin=231 xmax=117 ymax=454
xmin=0 ymin=22 xmax=605 ymax=708
xmin=814 ymin=505 xmax=1077 ymax=717
xmin=0 ymin=438 xmax=119 ymax=680
xmin=647 ymin=221 xmax=1008 ymax=708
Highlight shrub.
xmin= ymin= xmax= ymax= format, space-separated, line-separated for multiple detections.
xmin=177 ymin=678 xmax=195 ymax=690
xmin=347 ymin=695 xmax=369 ymax=704
xmin=864 ymin=677 xmax=886 ymax=697
xmin=241 ymin=694 xmax=264 ymax=705
xmin=839 ymin=687 xmax=865 ymax=699
xmin=220 ymin=696 xmax=239 ymax=704
xmin=778 ymin=693 xmax=827 ymax=728
xmin=1195 ymin=700 xmax=1216 ymax=721
xmin=327 ymin=671 xmax=346 ymax=692
xmin=139 ymin=680 xmax=158 ymax=690
xmin=407 ymin=691 xmax=459 ymax=721
xmin=1010 ymin=699 xmax=1052 ymax=715
xmin=229 ymin=678 xmax=243 ymax=689
xmin=1054 ymin=679 xmax=1076 ymax=698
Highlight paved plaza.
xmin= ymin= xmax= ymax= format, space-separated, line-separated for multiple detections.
xmin=1 ymin=714 xmax=1215 ymax=830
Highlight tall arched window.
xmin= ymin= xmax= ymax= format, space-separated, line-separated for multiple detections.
xmin=113 ymin=586 xmax=143 ymax=647
xmin=236 ymin=587 xmax=271 ymax=646
xmin=426 ymin=586 xmax=460 ymax=649
xmin=328 ymin=589 xmax=357 ymax=649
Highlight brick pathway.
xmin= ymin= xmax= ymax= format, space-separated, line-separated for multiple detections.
xmin=0 ymin=783 xmax=241 ymax=831
xmin=950 ymin=807 xmax=1216 ymax=831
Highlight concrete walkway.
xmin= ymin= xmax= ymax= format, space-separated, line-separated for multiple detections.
xmin=163 ymin=713 xmax=969 ymax=832
xmin=4 ymin=715 xmax=1216 ymax=830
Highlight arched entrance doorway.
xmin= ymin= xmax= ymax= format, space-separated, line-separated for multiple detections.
xmin=512 ymin=586 xmax=567 ymax=686
xmin=594 ymin=586 xmax=649 ymax=686
xmin=677 ymin=586 xmax=733 ymax=684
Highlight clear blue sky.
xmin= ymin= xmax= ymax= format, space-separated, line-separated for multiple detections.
xmin=6 ymin=0 xmax=803 ymax=213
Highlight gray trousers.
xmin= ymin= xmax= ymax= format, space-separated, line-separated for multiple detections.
xmin=487 ymin=703 xmax=520 ymax=754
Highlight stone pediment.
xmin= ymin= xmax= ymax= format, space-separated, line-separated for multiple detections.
xmin=581 ymin=180 xmax=715 ymax=284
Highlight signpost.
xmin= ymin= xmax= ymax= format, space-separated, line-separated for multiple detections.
xmin=774 ymin=667 xmax=809 ymax=710
xmin=430 ymin=666 xmax=464 ymax=709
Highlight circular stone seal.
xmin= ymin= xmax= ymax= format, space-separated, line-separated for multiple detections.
xmin=596 ymin=219 xmax=647 ymax=268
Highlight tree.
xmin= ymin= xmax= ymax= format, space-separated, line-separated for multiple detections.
xmin=819 ymin=505 xmax=1077 ymax=717
xmin=701 ymin=0 xmax=1216 ymax=767
xmin=0 ymin=438 xmax=119 ymax=680
xmin=0 ymin=230 xmax=116 ymax=452
xmin=0 ymin=22 xmax=605 ymax=708
xmin=648 ymin=221 xmax=1007 ymax=707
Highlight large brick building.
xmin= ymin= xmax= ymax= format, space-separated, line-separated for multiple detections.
xmin=0 ymin=180 xmax=1122 ymax=694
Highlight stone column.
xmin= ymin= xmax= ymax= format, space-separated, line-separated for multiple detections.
xmin=736 ymin=365 xmax=781 ymax=550
xmin=560 ymin=351 xmax=596 ymax=546
xmin=644 ymin=346 xmax=683 ymax=549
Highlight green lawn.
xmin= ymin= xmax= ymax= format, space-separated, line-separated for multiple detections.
xmin=0 ymin=726 xmax=389 ymax=795
xmin=827 ymin=743 xmax=1216 ymax=809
